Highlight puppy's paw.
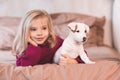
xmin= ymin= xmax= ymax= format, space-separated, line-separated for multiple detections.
xmin=88 ymin=61 xmax=96 ymax=64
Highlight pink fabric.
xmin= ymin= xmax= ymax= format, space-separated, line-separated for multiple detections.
xmin=0 ymin=59 xmax=120 ymax=80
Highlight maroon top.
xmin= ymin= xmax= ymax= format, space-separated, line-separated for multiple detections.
xmin=16 ymin=36 xmax=84 ymax=66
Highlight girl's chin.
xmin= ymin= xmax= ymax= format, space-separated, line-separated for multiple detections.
xmin=34 ymin=39 xmax=47 ymax=45
xmin=36 ymin=41 xmax=45 ymax=45
xmin=36 ymin=42 xmax=44 ymax=45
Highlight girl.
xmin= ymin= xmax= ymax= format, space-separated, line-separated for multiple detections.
xmin=12 ymin=10 xmax=83 ymax=66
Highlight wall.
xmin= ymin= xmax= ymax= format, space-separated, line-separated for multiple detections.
xmin=113 ymin=0 xmax=120 ymax=52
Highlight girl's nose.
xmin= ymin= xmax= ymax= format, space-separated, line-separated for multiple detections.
xmin=37 ymin=30 xmax=42 ymax=36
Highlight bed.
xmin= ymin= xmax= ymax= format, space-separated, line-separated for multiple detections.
xmin=0 ymin=13 xmax=120 ymax=80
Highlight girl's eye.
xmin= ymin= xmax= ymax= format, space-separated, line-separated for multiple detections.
xmin=30 ymin=28 xmax=36 ymax=31
xmin=76 ymin=30 xmax=80 ymax=33
xmin=42 ymin=26 xmax=47 ymax=30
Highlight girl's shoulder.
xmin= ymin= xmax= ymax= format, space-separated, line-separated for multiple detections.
xmin=54 ymin=36 xmax=64 ymax=48
xmin=56 ymin=36 xmax=64 ymax=43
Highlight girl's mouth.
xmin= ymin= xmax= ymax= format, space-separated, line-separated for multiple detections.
xmin=36 ymin=38 xmax=44 ymax=41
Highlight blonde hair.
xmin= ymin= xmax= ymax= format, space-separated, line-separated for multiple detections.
xmin=12 ymin=10 xmax=56 ymax=56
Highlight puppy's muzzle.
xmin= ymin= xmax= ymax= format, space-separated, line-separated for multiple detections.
xmin=83 ymin=37 xmax=87 ymax=42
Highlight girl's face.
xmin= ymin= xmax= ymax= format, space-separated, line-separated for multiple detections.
xmin=29 ymin=17 xmax=49 ymax=45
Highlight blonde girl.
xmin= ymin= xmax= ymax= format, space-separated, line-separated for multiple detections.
xmin=12 ymin=10 xmax=81 ymax=66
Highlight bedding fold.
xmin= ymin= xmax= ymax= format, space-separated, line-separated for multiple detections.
xmin=0 ymin=60 xmax=120 ymax=80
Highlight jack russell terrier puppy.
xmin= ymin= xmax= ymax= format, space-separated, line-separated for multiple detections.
xmin=54 ymin=22 xmax=95 ymax=64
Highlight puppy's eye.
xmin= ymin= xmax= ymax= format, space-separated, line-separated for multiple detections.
xmin=76 ymin=30 xmax=80 ymax=33
xmin=85 ymin=30 xmax=87 ymax=33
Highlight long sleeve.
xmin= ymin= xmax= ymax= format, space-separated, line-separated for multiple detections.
xmin=16 ymin=36 xmax=63 ymax=66
xmin=16 ymin=45 xmax=44 ymax=66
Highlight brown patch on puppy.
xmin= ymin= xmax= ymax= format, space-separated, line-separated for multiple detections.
xmin=69 ymin=25 xmax=78 ymax=33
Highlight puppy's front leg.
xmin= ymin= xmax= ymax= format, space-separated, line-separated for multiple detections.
xmin=80 ymin=53 xmax=95 ymax=64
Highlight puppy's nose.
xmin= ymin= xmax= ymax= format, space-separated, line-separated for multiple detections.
xmin=83 ymin=37 xmax=86 ymax=42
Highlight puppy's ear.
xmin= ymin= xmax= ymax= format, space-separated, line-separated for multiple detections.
xmin=68 ymin=22 xmax=78 ymax=33
xmin=84 ymin=24 xmax=90 ymax=33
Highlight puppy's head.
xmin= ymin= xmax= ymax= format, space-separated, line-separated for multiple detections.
xmin=68 ymin=22 xmax=89 ymax=43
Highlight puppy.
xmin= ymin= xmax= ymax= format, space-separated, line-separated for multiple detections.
xmin=54 ymin=22 xmax=95 ymax=64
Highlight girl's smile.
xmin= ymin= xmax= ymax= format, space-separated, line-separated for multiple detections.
xmin=36 ymin=37 xmax=44 ymax=41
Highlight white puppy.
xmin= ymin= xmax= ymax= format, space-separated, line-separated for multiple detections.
xmin=54 ymin=22 xmax=95 ymax=64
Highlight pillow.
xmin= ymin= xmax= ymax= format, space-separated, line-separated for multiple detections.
xmin=0 ymin=13 xmax=105 ymax=50
xmin=0 ymin=50 xmax=16 ymax=64
xmin=86 ymin=46 xmax=120 ymax=60
xmin=0 ymin=17 xmax=20 ymax=50
xmin=50 ymin=13 xmax=105 ymax=48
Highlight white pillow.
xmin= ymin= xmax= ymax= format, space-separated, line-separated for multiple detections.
xmin=0 ymin=50 xmax=16 ymax=64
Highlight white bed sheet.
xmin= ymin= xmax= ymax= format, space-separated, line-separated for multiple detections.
xmin=0 ymin=50 xmax=16 ymax=64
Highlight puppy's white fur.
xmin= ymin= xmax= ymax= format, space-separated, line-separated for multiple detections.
xmin=54 ymin=22 xmax=95 ymax=64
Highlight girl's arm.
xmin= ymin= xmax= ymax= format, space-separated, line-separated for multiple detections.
xmin=17 ymin=45 xmax=41 ymax=66
xmin=17 ymin=36 xmax=40 ymax=66
xmin=59 ymin=54 xmax=78 ymax=65
xmin=59 ymin=52 xmax=86 ymax=65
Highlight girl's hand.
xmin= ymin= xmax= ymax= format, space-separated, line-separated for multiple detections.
xmin=59 ymin=54 xmax=78 ymax=65
xmin=28 ymin=37 xmax=38 ymax=46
